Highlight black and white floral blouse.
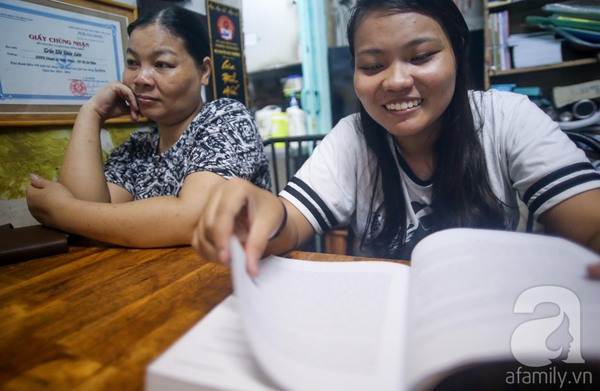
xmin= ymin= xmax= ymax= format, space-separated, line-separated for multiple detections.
xmin=104 ymin=98 xmax=271 ymax=199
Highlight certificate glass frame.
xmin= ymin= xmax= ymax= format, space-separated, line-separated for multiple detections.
xmin=0 ymin=0 xmax=137 ymax=127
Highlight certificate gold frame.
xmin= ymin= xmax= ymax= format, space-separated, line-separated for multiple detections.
xmin=0 ymin=0 xmax=137 ymax=127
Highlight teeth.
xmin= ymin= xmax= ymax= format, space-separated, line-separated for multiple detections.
xmin=385 ymin=99 xmax=422 ymax=111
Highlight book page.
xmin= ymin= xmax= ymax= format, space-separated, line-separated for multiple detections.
xmin=230 ymin=238 xmax=411 ymax=391
xmin=406 ymin=228 xmax=600 ymax=390
xmin=146 ymin=295 xmax=279 ymax=391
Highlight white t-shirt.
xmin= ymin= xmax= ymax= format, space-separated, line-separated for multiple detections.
xmin=280 ymin=90 xmax=600 ymax=258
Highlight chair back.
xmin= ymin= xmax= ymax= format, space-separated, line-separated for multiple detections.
xmin=262 ymin=135 xmax=325 ymax=194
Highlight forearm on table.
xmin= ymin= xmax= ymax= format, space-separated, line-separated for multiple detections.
xmin=52 ymin=196 xmax=201 ymax=248
xmin=59 ymin=106 xmax=110 ymax=201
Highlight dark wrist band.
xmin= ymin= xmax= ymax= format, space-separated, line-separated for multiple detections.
xmin=269 ymin=199 xmax=288 ymax=240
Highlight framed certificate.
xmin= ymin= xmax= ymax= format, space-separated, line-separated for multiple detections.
xmin=0 ymin=0 xmax=136 ymax=127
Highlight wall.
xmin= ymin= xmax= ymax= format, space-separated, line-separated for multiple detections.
xmin=241 ymin=0 xmax=300 ymax=73
xmin=0 ymin=0 xmax=235 ymax=228
xmin=0 ymin=123 xmax=147 ymax=227
xmin=0 ymin=0 xmax=144 ymax=228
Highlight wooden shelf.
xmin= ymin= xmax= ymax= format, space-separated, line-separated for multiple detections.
xmin=488 ymin=57 xmax=599 ymax=77
xmin=483 ymin=0 xmax=600 ymax=95
xmin=487 ymin=0 xmax=515 ymax=10
xmin=486 ymin=0 xmax=551 ymax=12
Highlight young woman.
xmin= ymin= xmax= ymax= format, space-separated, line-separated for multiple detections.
xmin=26 ymin=6 xmax=270 ymax=247
xmin=192 ymin=0 xmax=600 ymax=275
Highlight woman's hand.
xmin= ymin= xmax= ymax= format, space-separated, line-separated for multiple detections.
xmin=26 ymin=174 xmax=75 ymax=229
xmin=589 ymin=263 xmax=600 ymax=279
xmin=83 ymin=81 xmax=140 ymax=123
xmin=191 ymin=178 xmax=285 ymax=276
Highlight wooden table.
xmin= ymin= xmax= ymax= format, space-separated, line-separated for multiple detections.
xmin=0 ymin=241 xmax=404 ymax=391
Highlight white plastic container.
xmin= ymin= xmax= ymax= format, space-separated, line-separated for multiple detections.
xmin=254 ymin=105 xmax=282 ymax=139
xmin=286 ymin=94 xmax=307 ymax=137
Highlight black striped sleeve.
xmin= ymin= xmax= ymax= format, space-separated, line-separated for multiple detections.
xmin=282 ymin=177 xmax=339 ymax=233
xmin=524 ymin=162 xmax=600 ymax=231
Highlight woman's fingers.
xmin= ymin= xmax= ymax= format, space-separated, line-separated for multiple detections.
xmin=192 ymin=178 xmax=280 ymax=276
xmin=191 ymin=220 xmax=227 ymax=266
xmin=588 ymin=263 xmax=600 ymax=279
xmin=243 ymin=196 xmax=285 ymax=276
xmin=193 ymin=178 xmax=249 ymax=264
xmin=26 ymin=174 xmax=66 ymax=226
xmin=87 ymin=81 xmax=137 ymax=121
xmin=112 ymin=83 xmax=139 ymax=121
xmin=28 ymin=173 xmax=47 ymax=189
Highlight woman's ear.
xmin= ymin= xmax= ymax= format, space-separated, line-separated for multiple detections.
xmin=199 ymin=57 xmax=212 ymax=85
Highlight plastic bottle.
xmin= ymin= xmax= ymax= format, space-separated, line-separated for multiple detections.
xmin=270 ymin=112 xmax=288 ymax=148
xmin=254 ymin=105 xmax=282 ymax=140
xmin=286 ymin=93 xmax=307 ymax=137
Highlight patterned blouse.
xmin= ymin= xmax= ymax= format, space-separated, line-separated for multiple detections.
xmin=104 ymin=98 xmax=271 ymax=199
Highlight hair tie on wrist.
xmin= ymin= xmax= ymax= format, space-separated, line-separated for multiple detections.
xmin=269 ymin=199 xmax=287 ymax=240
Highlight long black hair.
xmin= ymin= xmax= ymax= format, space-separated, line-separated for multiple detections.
xmin=347 ymin=0 xmax=506 ymax=259
xmin=127 ymin=5 xmax=211 ymax=68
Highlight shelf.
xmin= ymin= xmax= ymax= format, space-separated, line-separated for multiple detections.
xmin=487 ymin=0 xmax=550 ymax=12
xmin=488 ymin=57 xmax=599 ymax=77
xmin=487 ymin=0 xmax=515 ymax=10
xmin=483 ymin=0 xmax=600 ymax=93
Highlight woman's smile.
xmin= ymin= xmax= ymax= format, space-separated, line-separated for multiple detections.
xmin=384 ymin=98 xmax=423 ymax=112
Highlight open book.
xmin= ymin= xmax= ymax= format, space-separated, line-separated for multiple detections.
xmin=146 ymin=228 xmax=600 ymax=390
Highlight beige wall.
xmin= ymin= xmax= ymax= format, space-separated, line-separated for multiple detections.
xmin=0 ymin=0 xmax=145 ymax=227
xmin=0 ymin=124 xmax=144 ymax=227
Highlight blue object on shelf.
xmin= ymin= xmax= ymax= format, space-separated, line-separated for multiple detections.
xmin=490 ymin=83 xmax=517 ymax=92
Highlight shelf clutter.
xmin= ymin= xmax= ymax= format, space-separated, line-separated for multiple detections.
xmin=508 ymin=31 xmax=564 ymax=68
xmin=254 ymin=74 xmax=309 ymax=141
xmin=531 ymin=0 xmax=600 ymax=49
xmin=485 ymin=1 xmax=600 ymax=114
xmin=491 ymin=78 xmax=600 ymax=172
xmin=487 ymin=0 xmax=600 ymax=72
xmin=487 ymin=8 xmax=512 ymax=70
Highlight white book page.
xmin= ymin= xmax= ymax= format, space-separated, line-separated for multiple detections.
xmin=405 ymin=228 xmax=600 ymax=390
xmin=146 ymin=295 xmax=279 ymax=391
xmin=230 ymin=238 xmax=411 ymax=391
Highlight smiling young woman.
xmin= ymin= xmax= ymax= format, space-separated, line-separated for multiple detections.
xmin=191 ymin=0 xmax=600 ymax=278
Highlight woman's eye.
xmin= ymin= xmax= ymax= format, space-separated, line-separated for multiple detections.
xmin=155 ymin=62 xmax=173 ymax=69
xmin=412 ymin=52 xmax=436 ymax=64
xmin=126 ymin=59 xmax=138 ymax=67
xmin=358 ymin=64 xmax=383 ymax=73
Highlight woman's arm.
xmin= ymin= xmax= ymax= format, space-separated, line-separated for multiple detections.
xmin=540 ymin=189 xmax=600 ymax=280
xmin=59 ymin=82 xmax=139 ymax=202
xmin=192 ymin=178 xmax=315 ymax=276
xmin=539 ymin=188 xmax=600 ymax=255
xmin=27 ymin=170 xmax=225 ymax=247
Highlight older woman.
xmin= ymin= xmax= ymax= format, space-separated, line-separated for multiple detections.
xmin=27 ymin=6 xmax=270 ymax=247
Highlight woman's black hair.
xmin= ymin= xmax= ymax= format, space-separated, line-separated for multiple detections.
xmin=127 ymin=5 xmax=211 ymax=67
xmin=347 ymin=0 xmax=505 ymax=259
